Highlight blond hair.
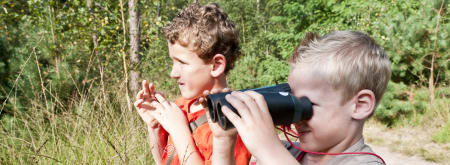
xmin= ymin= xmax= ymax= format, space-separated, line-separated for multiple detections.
xmin=290 ymin=31 xmax=391 ymax=105
xmin=163 ymin=3 xmax=240 ymax=74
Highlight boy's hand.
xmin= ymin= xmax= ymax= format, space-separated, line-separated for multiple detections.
xmin=199 ymin=88 xmax=237 ymax=139
xmin=221 ymin=91 xmax=283 ymax=158
xmin=148 ymin=93 xmax=190 ymax=136
xmin=148 ymin=94 xmax=203 ymax=164
xmin=201 ymin=88 xmax=238 ymax=165
xmin=134 ymin=80 xmax=159 ymax=128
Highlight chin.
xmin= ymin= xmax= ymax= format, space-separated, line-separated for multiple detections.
xmin=298 ymin=141 xmax=319 ymax=152
xmin=181 ymin=92 xmax=199 ymax=100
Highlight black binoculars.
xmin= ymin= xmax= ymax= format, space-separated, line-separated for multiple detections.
xmin=206 ymin=83 xmax=313 ymax=129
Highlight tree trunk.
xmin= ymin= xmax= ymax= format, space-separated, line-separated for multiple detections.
xmin=129 ymin=0 xmax=140 ymax=95
xmin=428 ymin=53 xmax=435 ymax=106
xmin=87 ymin=0 xmax=98 ymax=51
xmin=429 ymin=0 xmax=444 ymax=107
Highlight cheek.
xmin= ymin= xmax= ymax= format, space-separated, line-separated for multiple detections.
xmin=308 ymin=108 xmax=336 ymax=131
xmin=185 ymin=66 xmax=211 ymax=85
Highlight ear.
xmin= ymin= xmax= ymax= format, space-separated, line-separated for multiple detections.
xmin=209 ymin=54 xmax=226 ymax=78
xmin=351 ymin=89 xmax=376 ymax=120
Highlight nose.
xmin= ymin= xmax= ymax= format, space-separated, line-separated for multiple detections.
xmin=170 ymin=63 xmax=180 ymax=79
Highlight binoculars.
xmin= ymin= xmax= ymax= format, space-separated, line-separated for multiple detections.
xmin=206 ymin=83 xmax=313 ymax=129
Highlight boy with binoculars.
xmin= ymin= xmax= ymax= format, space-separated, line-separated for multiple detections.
xmin=133 ymin=3 xmax=251 ymax=165
xmin=211 ymin=31 xmax=391 ymax=165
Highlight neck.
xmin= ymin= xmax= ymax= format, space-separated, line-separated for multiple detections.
xmin=211 ymin=75 xmax=228 ymax=91
xmin=190 ymin=76 xmax=228 ymax=113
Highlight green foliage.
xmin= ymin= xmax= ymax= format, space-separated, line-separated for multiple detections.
xmin=375 ymin=82 xmax=428 ymax=126
xmin=0 ymin=0 xmax=449 ymax=163
xmin=374 ymin=0 xmax=449 ymax=85
xmin=375 ymin=81 xmax=449 ymax=127
xmin=223 ymin=0 xmax=449 ymax=89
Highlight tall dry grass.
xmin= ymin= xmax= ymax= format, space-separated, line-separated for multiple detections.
xmin=0 ymin=81 xmax=156 ymax=164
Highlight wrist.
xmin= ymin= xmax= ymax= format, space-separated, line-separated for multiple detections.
xmin=212 ymin=140 xmax=236 ymax=165
xmin=170 ymin=127 xmax=193 ymax=146
xmin=253 ymin=139 xmax=282 ymax=158
xmin=213 ymin=137 xmax=236 ymax=152
xmin=214 ymin=135 xmax=236 ymax=143
xmin=254 ymin=140 xmax=298 ymax=165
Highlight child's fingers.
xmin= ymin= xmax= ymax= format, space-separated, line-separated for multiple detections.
xmin=203 ymin=90 xmax=210 ymax=96
xmin=142 ymin=80 xmax=149 ymax=94
xmin=154 ymin=93 xmax=171 ymax=109
xmin=140 ymin=102 xmax=156 ymax=110
xmin=221 ymin=106 xmax=244 ymax=130
xmin=148 ymin=81 xmax=156 ymax=94
xmin=231 ymin=91 xmax=260 ymax=118
xmin=134 ymin=99 xmax=144 ymax=109
xmin=245 ymin=91 xmax=271 ymax=118
xmin=221 ymin=88 xmax=231 ymax=93
xmin=198 ymin=90 xmax=210 ymax=104
xmin=136 ymin=90 xmax=144 ymax=100
xmin=169 ymin=102 xmax=181 ymax=111
xmin=210 ymin=88 xmax=219 ymax=94
xmin=225 ymin=92 xmax=251 ymax=120
xmin=149 ymin=102 xmax=164 ymax=120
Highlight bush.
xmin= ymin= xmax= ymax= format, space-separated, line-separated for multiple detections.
xmin=375 ymin=81 xmax=428 ymax=126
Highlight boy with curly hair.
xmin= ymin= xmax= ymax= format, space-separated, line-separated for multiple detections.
xmin=134 ymin=3 xmax=251 ymax=165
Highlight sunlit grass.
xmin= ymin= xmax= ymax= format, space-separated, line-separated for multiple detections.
xmin=0 ymin=87 xmax=156 ymax=164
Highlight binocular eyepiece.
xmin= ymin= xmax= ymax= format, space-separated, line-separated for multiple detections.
xmin=206 ymin=83 xmax=313 ymax=129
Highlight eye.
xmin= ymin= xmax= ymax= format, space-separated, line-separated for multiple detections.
xmin=175 ymin=58 xmax=187 ymax=64
xmin=179 ymin=60 xmax=187 ymax=64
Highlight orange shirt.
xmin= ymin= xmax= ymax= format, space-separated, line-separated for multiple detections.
xmin=158 ymin=97 xmax=251 ymax=165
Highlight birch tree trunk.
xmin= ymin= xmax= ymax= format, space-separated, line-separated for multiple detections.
xmin=129 ymin=0 xmax=140 ymax=95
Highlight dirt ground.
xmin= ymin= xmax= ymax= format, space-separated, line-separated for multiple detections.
xmin=364 ymin=120 xmax=450 ymax=165
xmin=278 ymin=120 xmax=449 ymax=165
xmin=368 ymin=143 xmax=440 ymax=165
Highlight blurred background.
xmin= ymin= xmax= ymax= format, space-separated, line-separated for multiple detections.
xmin=0 ymin=0 xmax=448 ymax=164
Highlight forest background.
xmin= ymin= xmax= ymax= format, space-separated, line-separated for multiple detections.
xmin=0 ymin=0 xmax=448 ymax=164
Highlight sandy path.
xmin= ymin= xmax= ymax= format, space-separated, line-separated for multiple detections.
xmin=368 ymin=143 xmax=441 ymax=165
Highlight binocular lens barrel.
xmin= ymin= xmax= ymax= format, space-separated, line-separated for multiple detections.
xmin=206 ymin=84 xmax=313 ymax=129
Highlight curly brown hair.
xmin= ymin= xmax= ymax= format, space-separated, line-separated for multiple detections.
xmin=163 ymin=3 xmax=240 ymax=74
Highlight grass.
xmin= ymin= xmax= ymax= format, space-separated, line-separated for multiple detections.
xmin=1 ymin=80 xmax=448 ymax=164
xmin=0 ymin=87 xmax=156 ymax=164
xmin=433 ymin=121 xmax=450 ymax=144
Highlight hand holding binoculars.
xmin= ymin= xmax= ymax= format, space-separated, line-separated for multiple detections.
xmin=206 ymin=83 xmax=313 ymax=129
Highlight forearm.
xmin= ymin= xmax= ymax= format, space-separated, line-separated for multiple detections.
xmin=212 ymin=136 xmax=236 ymax=165
xmin=148 ymin=126 xmax=163 ymax=165
xmin=172 ymin=128 xmax=204 ymax=165
xmin=254 ymin=141 xmax=299 ymax=165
